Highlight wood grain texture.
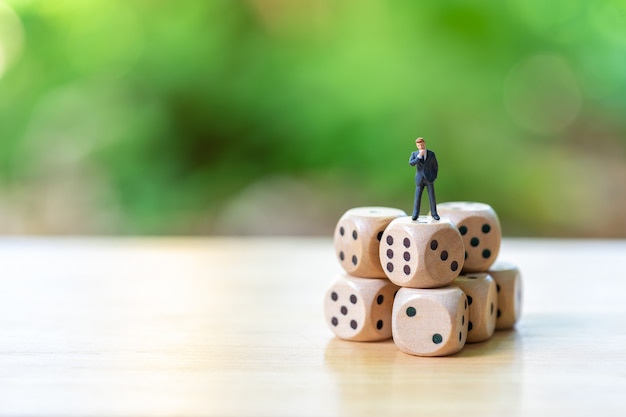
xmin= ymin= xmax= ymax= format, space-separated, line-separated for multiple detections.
xmin=0 ymin=237 xmax=626 ymax=416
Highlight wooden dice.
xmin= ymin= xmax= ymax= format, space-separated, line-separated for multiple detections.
xmin=379 ymin=216 xmax=464 ymax=288
xmin=453 ymin=273 xmax=498 ymax=343
xmin=324 ymin=274 xmax=399 ymax=341
xmin=379 ymin=215 xmax=467 ymax=356
xmin=488 ymin=261 xmax=523 ymax=329
xmin=334 ymin=207 xmax=406 ymax=278
xmin=392 ymin=287 xmax=468 ymax=357
xmin=327 ymin=207 xmax=404 ymax=342
xmin=325 ymin=203 xmax=523 ymax=357
xmin=437 ymin=202 xmax=501 ymax=273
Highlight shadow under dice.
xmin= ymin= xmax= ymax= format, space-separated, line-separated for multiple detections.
xmin=379 ymin=216 xmax=464 ymax=288
xmin=334 ymin=207 xmax=406 ymax=278
xmin=453 ymin=273 xmax=498 ymax=343
xmin=437 ymin=202 xmax=502 ymax=273
xmin=392 ymin=286 xmax=468 ymax=357
xmin=324 ymin=274 xmax=399 ymax=341
xmin=488 ymin=261 xmax=523 ymax=330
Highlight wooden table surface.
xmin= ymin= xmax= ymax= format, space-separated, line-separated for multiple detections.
xmin=0 ymin=237 xmax=625 ymax=416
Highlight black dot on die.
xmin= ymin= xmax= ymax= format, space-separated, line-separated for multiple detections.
xmin=377 ymin=231 xmax=384 ymax=241
xmin=482 ymin=249 xmax=491 ymax=259
xmin=387 ymin=249 xmax=394 ymax=259
xmin=464 ymin=251 xmax=468 ymax=260
xmin=350 ymin=294 xmax=358 ymax=304
xmin=403 ymin=238 xmax=411 ymax=248
xmin=376 ymin=320 xmax=383 ymax=330
xmin=468 ymin=321 xmax=473 ymax=331
xmin=440 ymin=251 xmax=448 ymax=261
xmin=340 ymin=306 xmax=348 ymax=315
xmin=482 ymin=224 xmax=491 ymax=233
xmin=351 ymin=255 xmax=358 ymax=266
xmin=377 ymin=294 xmax=384 ymax=305
xmin=451 ymin=261 xmax=459 ymax=272
xmin=430 ymin=240 xmax=439 ymax=250
xmin=459 ymin=225 xmax=468 ymax=235
xmin=432 ymin=334 xmax=443 ymax=344
xmin=491 ymin=302 xmax=494 ymax=315
xmin=339 ymin=227 xmax=345 ymax=236
xmin=406 ymin=306 xmax=416 ymax=317
xmin=497 ymin=309 xmax=502 ymax=318
xmin=459 ymin=332 xmax=462 ymax=342
xmin=331 ymin=317 xmax=338 ymax=326
xmin=470 ymin=237 xmax=479 ymax=247
xmin=465 ymin=299 xmax=467 ymax=309
xmin=403 ymin=251 xmax=410 ymax=261
xmin=462 ymin=315 xmax=465 ymax=325
xmin=331 ymin=292 xmax=338 ymax=301
xmin=350 ymin=320 xmax=358 ymax=330
xmin=403 ymin=265 xmax=411 ymax=275
xmin=386 ymin=235 xmax=394 ymax=245
xmin=352 ymin=230 xmax=358 ymax=240
xmin=467 ymin=295 xmax=473 ymax=305
xmin=496 ymin=283 xmax=501 ymax=292
xmin=386 ymin=262 xmax=394 ymax=273
xmin=339 ymin=251 xmax=345 ymax=261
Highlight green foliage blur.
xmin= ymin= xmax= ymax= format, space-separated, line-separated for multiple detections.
xmin=1 ymin=0 xmax=625 ymax=236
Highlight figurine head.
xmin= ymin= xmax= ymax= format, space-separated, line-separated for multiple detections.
xmin=415 ymin=137 xmax=426 ymax=151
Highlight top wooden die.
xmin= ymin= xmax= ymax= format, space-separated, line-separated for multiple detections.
xmin=334 ymin=207 xmax=406 ymax=278
xmin=379 ymin=216 xmax=465 ymax=288
xmin=437 ymin=202 xmax=502 ymax=273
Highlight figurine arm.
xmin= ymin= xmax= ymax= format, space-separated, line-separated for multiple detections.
xmin=409 ymin=152 xmax=420 ymax=166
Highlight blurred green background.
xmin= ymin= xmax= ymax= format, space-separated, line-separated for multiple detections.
xmin=0 ymin=0 xmax=625 ymax=237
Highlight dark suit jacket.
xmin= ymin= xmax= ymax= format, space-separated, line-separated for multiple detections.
xmin=409 ymin=150 xmax=438 ymax=184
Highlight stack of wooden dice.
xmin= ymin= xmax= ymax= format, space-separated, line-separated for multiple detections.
xmin=324 ymin=202 xmax=523 ymax=357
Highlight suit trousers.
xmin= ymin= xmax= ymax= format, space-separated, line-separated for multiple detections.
xmin=413 ymin=181 xmax=438 ymax=218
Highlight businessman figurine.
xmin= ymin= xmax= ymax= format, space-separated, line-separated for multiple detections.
xmin=409 ymin=137 xmax=440 ymax=221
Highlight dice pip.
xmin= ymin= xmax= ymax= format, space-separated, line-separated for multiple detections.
xmin=392 ymin=286 xmax=468 ymax=357
xmin=488 ymin=261 xmax=523 ymax=330
xmin=334 ymin=207 xmax=406 ymax=278
xmin=437 ymin=202 xmax=502 ymax=273
xmin=379 ymin=216 xmax=464 ymax=288
xmin=453 ymin=273 xmax=498 ymax=343
xmin=324 ymin=274 xmax=400 ymax=342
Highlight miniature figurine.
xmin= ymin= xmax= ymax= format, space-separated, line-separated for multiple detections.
xmin=409 ymin=137 xmax=440 ymax=221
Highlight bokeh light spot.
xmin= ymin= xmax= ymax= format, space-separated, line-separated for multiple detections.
xmin=504 ymin=53 xmax=582 ymax=135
